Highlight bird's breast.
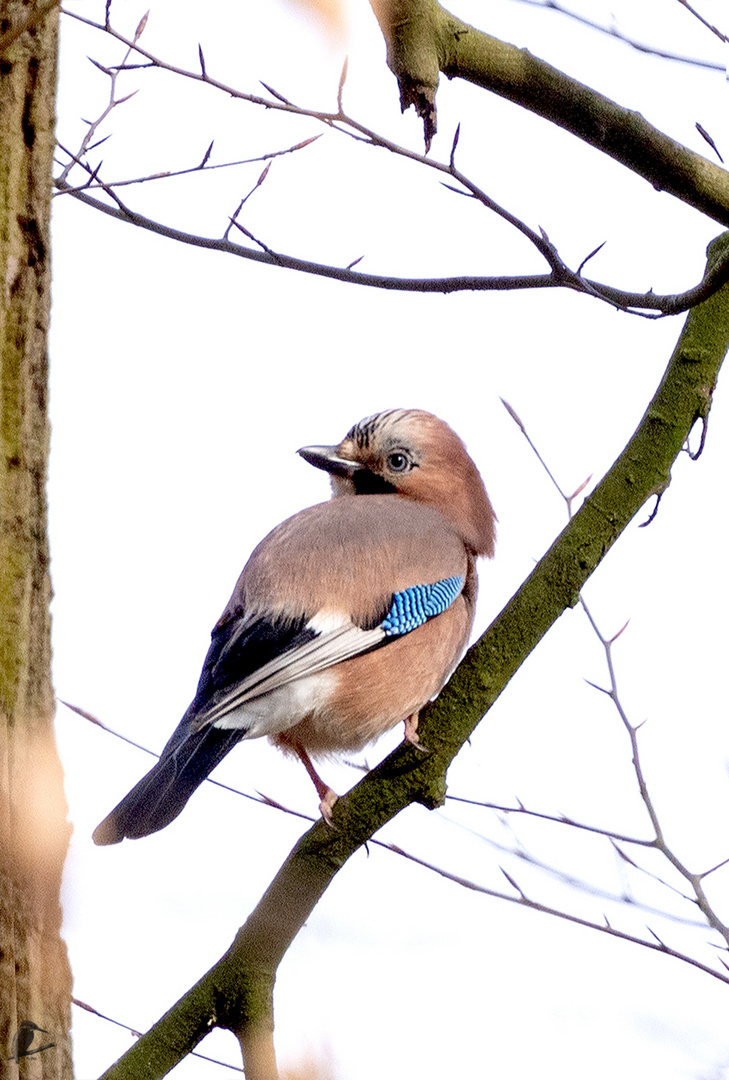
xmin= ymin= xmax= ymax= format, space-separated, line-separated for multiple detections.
xmin=273 ymin=592 xmax=472 ymax=758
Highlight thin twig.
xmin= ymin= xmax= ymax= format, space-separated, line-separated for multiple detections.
xmin=60 ymin=700 xmax=708 ymax=929
xmin=56 ymin=7 xmax=729 ymax=318
xmin=504 ymin=0 xmax=726 ymax=64
xmin=71 ymin=999 xmax=244 ymax=1073
xmin=673 ymin=0 xmax=728 ymax=44
xmin=502 ymin=400 xmax=729 ymax=947
xmin=54 ymin=137 xmax=321 ymax=195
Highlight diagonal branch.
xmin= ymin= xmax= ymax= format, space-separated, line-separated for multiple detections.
xmin=368 ymin=0 xmax=729 ymax=222
xmin=505 ymin=0 xmax=725 ymax=67
xmin=97 ymin=234 xmax=729 ymax=1080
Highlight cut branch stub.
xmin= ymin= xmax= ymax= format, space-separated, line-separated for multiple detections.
xmin=369 ymin=0 xmax=445 ymax=149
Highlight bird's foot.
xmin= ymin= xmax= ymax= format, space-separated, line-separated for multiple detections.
xmin=291 ymin=740 xmax=340 ymax=825
xmin=403 ymin=712 xmax=428 ymax=753
xmin=319 ymin=788 xmax=339 ymax=827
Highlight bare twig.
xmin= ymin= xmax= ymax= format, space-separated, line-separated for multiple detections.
xmin=55 ymin=31 xmax=143 ymax=187
xmin=55 ymin=137 xmax=321 ymax=195
xmin=61 ymin=699 xmax=709 ymax=930
xmin=504 ymin=0 xmax=726 ymax=66
xmin=580 ymin=600 xmax=729 ymax=943
xmin=52 ymin=174 xmax=729 ymax=317
xmin=56 ymin=7 xmax=729 ymax=317
xmin=71 ymin=998 xmax=244 ymax=1073
xmin=674 ymin=0 xmax=728 ymax=44
xmin=696 ymin=124 xmax=724 ymax=164
xmin=501 ymin=397 xmax=729 ymax=947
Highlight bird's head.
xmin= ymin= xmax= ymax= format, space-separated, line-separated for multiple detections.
xmin=298 ymin=408 xmax=496 ymax=557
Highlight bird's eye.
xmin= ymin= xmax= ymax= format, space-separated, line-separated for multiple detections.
xmin=387 ymin=451 xmax=410 ymax=473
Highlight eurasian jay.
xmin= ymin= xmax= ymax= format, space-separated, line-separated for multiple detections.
xmin=93 ymin=409 xmax=495 ymax=844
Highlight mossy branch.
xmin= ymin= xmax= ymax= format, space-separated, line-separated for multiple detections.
xmin=98 ymin=233 xmax=729 ymax=1080
xmin=369 ymin=0 xmax=729 ymax=224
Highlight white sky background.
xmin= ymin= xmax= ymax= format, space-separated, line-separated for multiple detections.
xmin=48 ymin=1 xmax=729 ymax=1077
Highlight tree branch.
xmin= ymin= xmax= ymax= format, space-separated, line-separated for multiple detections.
xmin=504 ymin=0 xmax=725 ymax=68
xmin=52 ymin=178 xmax=729 ymax=316
xmin=368 ymin=0 xmax=729 ymax=223
xmin=97 ymin=234 xmax=729 ymax=1079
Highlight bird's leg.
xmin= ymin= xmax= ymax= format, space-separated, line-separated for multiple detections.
xmin=293 ymin=741 xmax=339 ymax=825
xmin=403 ymin=711 xmax=428 ymax=753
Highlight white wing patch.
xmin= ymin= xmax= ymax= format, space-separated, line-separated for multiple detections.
xmin=203 ymin=613 xmax=385 ymax=728
xmin=202 ymin=575 xmax=465 ymax=734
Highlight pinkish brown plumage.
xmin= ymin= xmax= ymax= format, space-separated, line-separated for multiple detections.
xmin=93 ymin=409 xmax=495 ymax=844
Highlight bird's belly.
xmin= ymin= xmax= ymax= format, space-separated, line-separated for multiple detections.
xmin=212 ymin=670 xmax=337 ymax=739
xmin=275 ymin=608 xmax=470 ymax=758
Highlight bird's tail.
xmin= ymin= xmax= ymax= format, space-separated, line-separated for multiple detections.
xmin=92 ymin=721 xmax=244 ymax=845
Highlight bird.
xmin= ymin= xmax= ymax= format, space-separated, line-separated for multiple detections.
xmin=92 ymin=408 xmax=496 ymax=844
xmin=10 ymin=1021 xmax=54 ymax=1063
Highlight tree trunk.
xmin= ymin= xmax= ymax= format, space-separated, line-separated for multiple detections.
xmin=0 ymin=3 xmax=74 ymax=1077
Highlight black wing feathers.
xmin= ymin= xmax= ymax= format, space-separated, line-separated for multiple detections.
xmin=190 ymin=612 xmax=314 ymax=717
xmin=92 ymin=722 xmax=244 ymax=843
xmin=92 ymin=611 xmax=316 ymax=844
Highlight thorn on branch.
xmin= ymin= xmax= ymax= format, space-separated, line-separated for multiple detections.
xmin=568 ymin=475 xmax=592 ymax=502
xmin=699 ymin=855 xmax=729 ymax=880
xmin=86 ymin=134 xmax=112 ymax=153
xmin=583 ymin=678 xmax=612 ymax=696
xmin=500 ymin=867 xmax=526 ymax=899
xmin=198 ymin=43 xmax=206 ymax=78
xmin=254 ymin=789 xmax=286 ymax=810
xmin=450 ymin=123 xmax=461 ymax=169
xmin=611 ymin=840 xmax=640 ymax=869
xmin=500 ymin=397 xmax=526 ymax=433
xmin=695 ymin=123 xmax=724 ymax=163
xmin=685 ymin=415 xmax=709 ymax=461
xmin=200 ymin=140 xmax=214 ymax=168
xmin=115 ymin=89 xmax=139 ymax=106
xmin=439 ymin=181 xmax=474 ymax=197
xmin=638 ymin=491 xmax=663 ymax=527
xmin=260 ymin=80 xmax=292 ymax=105
xmin=608 ymin=619 xmax=630 ymax=645
xmin=290 ymin=135 xmax=322 ymax=152
xmin=133 ymin=10 xmax=149 ymax=42
xmin=346 ymin=255 xmax=364 ymax=270
xmin=256 ymin=161 xmax=272 ymax=188
xmin=87 ymin=160 xmax=104 ymax=185
xmin=577 ymin=240 xmax=607 ymax=276
xmin=228 ymin=219 xmax=282 ymax=263
xmin=59 ymin=699 xmax=105 ymax=727
xmin=88 ymin=57 xmax=112 ymax=75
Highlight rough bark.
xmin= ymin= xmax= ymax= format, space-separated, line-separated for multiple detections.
xmin=0 ymin=3 xmax=73 ymax=1077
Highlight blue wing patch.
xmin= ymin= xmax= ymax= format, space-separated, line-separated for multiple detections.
xmin=381 ymin=575 xmax=464 ymax=637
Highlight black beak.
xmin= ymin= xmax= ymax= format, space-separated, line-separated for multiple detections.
xmin=297 ymin=444 xmax=361 ymax=478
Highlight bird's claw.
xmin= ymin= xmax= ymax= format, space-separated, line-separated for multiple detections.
xmin=404 ymin=713 xmax=429 ymax=753
xmin=319 ymin=788 xmax=339 ymax=827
